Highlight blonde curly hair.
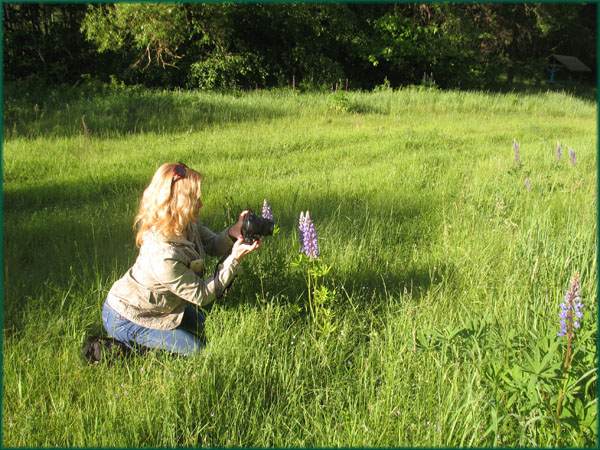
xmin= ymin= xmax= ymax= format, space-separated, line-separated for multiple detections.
xmin=134 ymin=163 xmax=202 ymax=247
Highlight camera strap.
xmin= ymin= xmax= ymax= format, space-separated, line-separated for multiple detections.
xmin=213 ymin=255 xmax=237 ymax=300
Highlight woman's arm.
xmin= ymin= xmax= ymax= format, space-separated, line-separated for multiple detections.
xmin=196 ymin=210 xmax=249 ymax=257
xmin=151 ymin=253 xmax=240 ymax=307
xmin=197 ymin=225 xmax=235 ymax=257
xmin=150 ymin=237 xmax=259 ymax=307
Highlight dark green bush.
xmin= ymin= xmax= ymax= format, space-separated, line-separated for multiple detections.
xmin=188 ymin=52 xmax=268 ymax=90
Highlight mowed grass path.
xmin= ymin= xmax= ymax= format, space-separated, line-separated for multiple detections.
xmin=2 ymin=86 xmax=597 ymax=446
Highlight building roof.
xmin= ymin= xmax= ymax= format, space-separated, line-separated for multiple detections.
xmin=551 ymin=54 xmax=592 ymax=72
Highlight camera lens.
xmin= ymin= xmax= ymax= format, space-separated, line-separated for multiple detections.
xmin=241 ymin=212 xmax=274 ymax=242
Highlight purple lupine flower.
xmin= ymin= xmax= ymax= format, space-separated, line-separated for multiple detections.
xmin=298 ymin=211 xmax=307 ymax=249
xmin=513 ymin=139 xmax=521 ymax=165
xmin=298 ymin=210 xmax=319 ymax=259
xmin=261 ymin=199 xmax=273 ymax=221
xmin=568 ymin=148 xmax=576 ymax=165
xmin=558 ymin=273 xmax=583 ymax=338
xmin=524 ymin=177 xmax=532 ymax=191
xmin=556 ymin=141 xmax=562 ymax=161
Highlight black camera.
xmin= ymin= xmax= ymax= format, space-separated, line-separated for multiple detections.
xmin=241 ymin=211 xmax=274 ymax=243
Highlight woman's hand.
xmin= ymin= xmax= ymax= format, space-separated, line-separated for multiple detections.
xmin=231 ymin=237 xmax=261 ymax=261
xmin=228 ymin=210 xmax=249 ymax=240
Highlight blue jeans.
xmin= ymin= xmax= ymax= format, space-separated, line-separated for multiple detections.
xmin=102 ymin=300 xmax=206 ymax=356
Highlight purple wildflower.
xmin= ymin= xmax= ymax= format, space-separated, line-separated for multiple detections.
xmin=558 ymin=273 xmax=583 ymax=338
xmin=568 ymin=148 xmax=576 ymax=165
xmin=298 ymin=210 xmax=319 ymax=259
xmin=524 ymin=177 xmax=531 ymax=191
xmin=298 ymin=211 xmax=307 ymax=248
xmin=556 ymin=141 xmax=562 ymax=161
xmin=261 ymin=199 xmax=273 ymax=221
xmin=513 ymin=139 xmax=521 ymax=165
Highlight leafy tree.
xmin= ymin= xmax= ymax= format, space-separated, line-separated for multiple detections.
xmin=82 ymin=3 xmax=188 ymax=69
xmin=3 ymin=3 xmax=118 ymax=83
xmin=4 ymin=3 xmax=595 ymax=90
xmin=367 ymin=4 xmax=478 ymax=88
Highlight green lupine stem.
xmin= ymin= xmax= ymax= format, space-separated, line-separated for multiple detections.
xmin=563 ymin=333 xmax=573 ymax=372
xmin=307 ymin=269 xmax=314 ymax=321
xmin=556 ymin=333 xmax=574 ymax=438
xmin=555 ymin=373 xmax=570 ymax=438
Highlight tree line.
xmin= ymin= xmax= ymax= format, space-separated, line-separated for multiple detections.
xmin=3 ymin=3 xmax=596 ymax=90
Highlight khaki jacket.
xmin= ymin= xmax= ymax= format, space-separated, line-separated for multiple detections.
xmin=106 ymin=222 xmax=239 ymax=330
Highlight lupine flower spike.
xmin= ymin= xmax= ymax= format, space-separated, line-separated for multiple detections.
xmin=298 ymin=211 xmax=307 ymax=248
xmin=558 ymin=273 xmax=583 ymax=339
xmin=556 ymin=273 xmax=584 ymax=418
xmin=568 ymin=148 xmax=576 ymax=165
xmin=513 ymin=139 xmax=521 ymax=165
xmin=298 ymin=210 xmax=319 ymax=259
xmin=261 ymin=199 xmax=273 ymax=221
xmin=524 ymin=177 xmax=532 ymax=192
xmin=556 ymin=141 xmax=562 ymax=161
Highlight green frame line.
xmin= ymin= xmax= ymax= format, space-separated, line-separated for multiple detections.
xmin=0 ymin=1 xmax=598 ymax=447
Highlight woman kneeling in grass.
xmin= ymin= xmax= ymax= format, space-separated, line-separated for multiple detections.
xmin=102 ymin=162 xmax=260 ymax=356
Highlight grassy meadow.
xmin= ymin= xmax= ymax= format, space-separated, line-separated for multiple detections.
xmin=2 ymin=82 xmax=597 ymax=446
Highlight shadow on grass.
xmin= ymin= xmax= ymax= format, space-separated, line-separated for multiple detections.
xmin=4 ymin=174 xmax=146 ymax=214
xmin=5 ymin=79 xmax=595 ymax=140
xmin=222 ymin=190 xmax=452 ymax=310
xmin=231 ymin=254 xmax=454 ymax=313
xmin=472 ymin=79 xmax=596 ymax=102
xmin=5 ymin=175 xmax=452 ymax=334
xmin=4 ymin=82 xmax=289 ymax=139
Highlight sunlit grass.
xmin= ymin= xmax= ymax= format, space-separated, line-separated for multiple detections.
xmin=2 ymin=85 xmax=596 ymax=446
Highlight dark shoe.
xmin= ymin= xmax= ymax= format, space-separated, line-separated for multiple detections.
xmin=82 ymin=335 xmax=132 ymax=364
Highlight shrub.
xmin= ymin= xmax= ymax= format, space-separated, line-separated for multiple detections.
xmin=188 ymin=52 xmax=268 ymax=90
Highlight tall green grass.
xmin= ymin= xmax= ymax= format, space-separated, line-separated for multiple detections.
xmin=3 ymin=83 xmax=597 ymax=446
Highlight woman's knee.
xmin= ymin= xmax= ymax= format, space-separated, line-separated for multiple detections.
xmin=172 ymin=334 xmax=204 ymax=356
xmin=102 ymin=302 xmax=124 ymax=339
xmin=133 ymin=328 xmax=203 ymax=356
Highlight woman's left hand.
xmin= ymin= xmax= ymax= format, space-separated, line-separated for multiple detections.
xmin=228 ymin=210 xmax=250 ymax=240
